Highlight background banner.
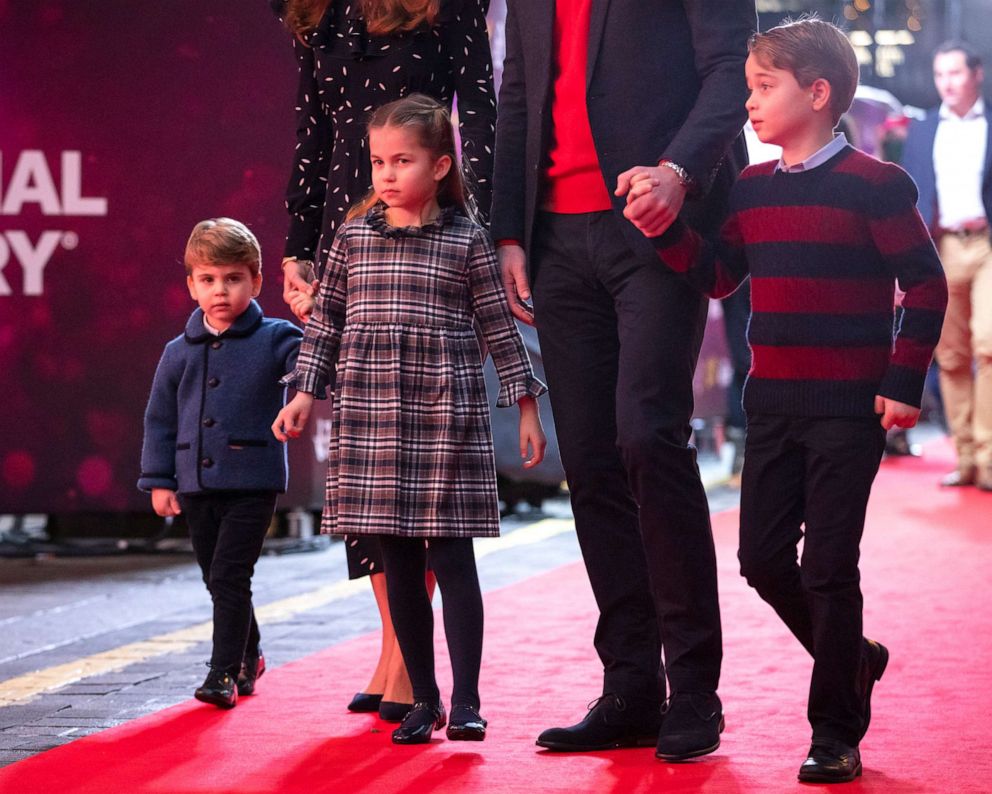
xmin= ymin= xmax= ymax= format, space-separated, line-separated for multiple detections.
xmin=0 ymin=1 xmax=727 ymax=515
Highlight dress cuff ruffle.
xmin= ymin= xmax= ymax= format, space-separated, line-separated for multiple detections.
xmin=281 ymin=369 xmax=333 ymax=399
xmin=496 ymin=376 xmax=547 ymax=408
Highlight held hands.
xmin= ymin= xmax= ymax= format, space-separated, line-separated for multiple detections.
xmin=615 ymin=165 xmax=686 ymax=238
xmin=518 ymin=396 xmax=546 ymax=469
xmin=288 ymin=290 xmax=316 ymax=322
xmin=874 ymin=395 xmax=921 ymax=430
xmin=272 ymin=392 xmax=316 ymax=442
xmin=498 ymin=244 xmax=535 ymax=325
xmin=282 ymin=257 xmax=319 ymax=323
xmin=151 ymin=488 xmax=181 ymax=517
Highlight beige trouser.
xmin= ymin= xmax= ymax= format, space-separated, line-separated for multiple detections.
xmin=936 ymin=232 xmax=992 ymax=472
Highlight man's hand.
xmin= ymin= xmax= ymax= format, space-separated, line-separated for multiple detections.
xmin=874 ymin=395 xmax=921 ymax=430
xmin=498 ymin=244 xmax=535 ymax=325
xmin=151 ymin=488 xmax=181 ymax=517
xmin=615 ymin=165 xmax=687 ymax=238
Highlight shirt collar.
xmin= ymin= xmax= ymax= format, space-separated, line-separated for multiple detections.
xmin=776 ymin=133 xmax=848 ymax=174
xmin=203 ymin=317 xmax=223 ymax=336
xmin=184 ymin=300 xmax=264 ymax=343
xmin=939 ymin=97 xmax=985 ymax=121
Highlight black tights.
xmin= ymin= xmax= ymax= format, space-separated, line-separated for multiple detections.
xmin=378 ymin=536 xmax=483 ymax=709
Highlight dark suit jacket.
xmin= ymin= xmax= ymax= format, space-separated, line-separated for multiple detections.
xmin=491 ymin=0 xmax=754 ymax=262
xmin=902 ymin=107 xmax=992 ymax=233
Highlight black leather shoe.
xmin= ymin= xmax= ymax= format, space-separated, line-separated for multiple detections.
xmin=446 ymin=704 xmax=487 ymax=741
xmin=347 ymin=692 xmax=383 ymax=713
xmin=195 ymin=667 xmax=238 ymax=709
xmin=858 ymin=638 xmax=888 ymax=740
xmin=655 ymin=692 xmax=724 ymax=761
xmin=798 ymin=739 xmax=862 ymax=783
xmin=536 ymin=695 xmax=661 ymax=752
xmin=392 ymin=701 xmax=446 ymax=745
xmin=237 ymin=649 xmax=266 ymax=697
xmin=379 ymin=700 xmax=413 ymax=722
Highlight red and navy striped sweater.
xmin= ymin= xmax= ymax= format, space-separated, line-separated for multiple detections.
xmin=657 ymin=145 xmax=948 ymax=418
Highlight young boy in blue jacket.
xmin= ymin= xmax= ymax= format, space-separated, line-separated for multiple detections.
xmin=139 ymin=218 xmax=301 ymax=708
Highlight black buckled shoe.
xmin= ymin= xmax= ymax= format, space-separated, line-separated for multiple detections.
xmin=798 ymin=738 xmax=862 ymax=783
xmin=859 ymin=638 xmax=889 ymax=740
xmin=391 ymin=701 xmax=446 ymax=745
xmin=195 ymin=667 xmax=238 ymax=709
xmin=446 ymin=704 xmax=487 ymax=741
xmin=655 ymin=692 xmax=724 ymax=761
xmin=237 ymin=649 xmax=266 ymax=697
xmin=347 ymin=692 xmax=383 ymax=713
xmin=536 ymin=695 xmax=662 ymax=752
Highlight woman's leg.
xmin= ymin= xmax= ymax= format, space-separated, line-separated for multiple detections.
xmin=363 ymin=572 xmax=396 ymax=695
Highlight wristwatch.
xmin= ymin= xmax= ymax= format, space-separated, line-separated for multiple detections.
xmin=659 ymin=159 xmax=696 ymax=193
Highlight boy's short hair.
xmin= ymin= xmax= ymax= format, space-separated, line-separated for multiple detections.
xmin=934 ymin=40 xmax=983 ymax=72
xmin=748 ymin=17 xmax=860 ymax=126
xmin=185 ymin=218 xmax=261 ymax=277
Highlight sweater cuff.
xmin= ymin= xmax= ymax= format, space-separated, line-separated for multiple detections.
xmin=877 ymin=364 xmax=926 ymax=408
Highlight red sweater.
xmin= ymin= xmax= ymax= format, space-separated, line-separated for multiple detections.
xmin=656 ymin=147 xmax=948 ymax=417
xmin=541 ymin=0 xmax=612 ymax=213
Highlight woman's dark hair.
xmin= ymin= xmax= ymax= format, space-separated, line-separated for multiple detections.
xmin=281 ymin=0 xmax=439 ymax=38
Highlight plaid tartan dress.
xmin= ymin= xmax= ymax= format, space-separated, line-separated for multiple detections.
xmin=291 ymin=206 xmax=546 ymax=538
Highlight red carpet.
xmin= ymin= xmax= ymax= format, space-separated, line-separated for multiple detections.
xmin=2 ymin=441 xmax=991 ymax=792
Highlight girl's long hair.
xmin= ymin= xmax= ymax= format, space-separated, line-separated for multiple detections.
xmin=346 ymin=94 xmax=479 ymax=224
xmin=282 ymin=0 xmax=439 ymax=38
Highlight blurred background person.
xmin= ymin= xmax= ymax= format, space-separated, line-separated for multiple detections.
xmin=902 ymin=40 xmax=992 ymax=490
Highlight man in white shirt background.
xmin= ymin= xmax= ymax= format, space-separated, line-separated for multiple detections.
xmin=903 ymin=41 xmax=992 ymax=491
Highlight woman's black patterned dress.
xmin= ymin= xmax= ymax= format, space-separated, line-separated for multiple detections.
xmin=280 ymin=0 xmax=496 ymax=578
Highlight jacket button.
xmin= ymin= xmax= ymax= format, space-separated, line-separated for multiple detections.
xmin=201 ymin=458 xmax=214 ymax=468
xmin=202 ymin=418 xmax=215 ymax=428
xmin=208 ymin=377 xmax=220 ymax=387
xmin=211 ymin=341 xmax=223 ymax=350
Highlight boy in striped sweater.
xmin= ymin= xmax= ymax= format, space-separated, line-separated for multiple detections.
xmin=632 ymin=18 xmax=947 ymax=784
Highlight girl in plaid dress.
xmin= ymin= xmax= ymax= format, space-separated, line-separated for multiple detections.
xmin=274 ymin=95 xmax=547 ymax=744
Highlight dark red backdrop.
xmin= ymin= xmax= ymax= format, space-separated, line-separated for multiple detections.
xmin=0 ymin=0 xmax=728 ymax=515
xmin=0 ymin=1 xmax=304 ymax=512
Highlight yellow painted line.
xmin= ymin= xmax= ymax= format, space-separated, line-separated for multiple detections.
xmin=0 ymin=517 xmax=575 ymax=707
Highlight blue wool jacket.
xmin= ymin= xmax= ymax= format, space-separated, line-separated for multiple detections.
xmin=138 ymin=301 xmax=302 ymax=495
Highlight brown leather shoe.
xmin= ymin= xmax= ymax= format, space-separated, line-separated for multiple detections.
xmin=940 ymin=468 xmax=976 ymax=487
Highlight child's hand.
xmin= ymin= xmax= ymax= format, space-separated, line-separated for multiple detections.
xmin=874 ymin=395 xmax=921 ymax=430
xmin=289 ymin=289 xmax=317 ymax=323
xmin=518 ymin=396 xmax=547 ymax=469
xmin=623 ymin=172 xmax=660 ymax=203
xmin=273 ymin=392 xmax=315 ymax=441
xmin=151 ymin=488 xmax=181 ymax=517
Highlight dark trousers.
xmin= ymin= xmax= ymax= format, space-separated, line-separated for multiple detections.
xmin=530 ymin=210 xmax=722 ymax=702
xmin=178 ymin=491 xmax=276 ymax=675
xmin=738 ymin=415 xmax=886 ymax=745
xmin=379 ymin=536 xmax=483 ymax=709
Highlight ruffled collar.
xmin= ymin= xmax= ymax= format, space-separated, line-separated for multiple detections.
xmin=366 ymin=203 xmax=458 ymax=238
xmin=184 ymin=300 xmax=264 ymax=343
